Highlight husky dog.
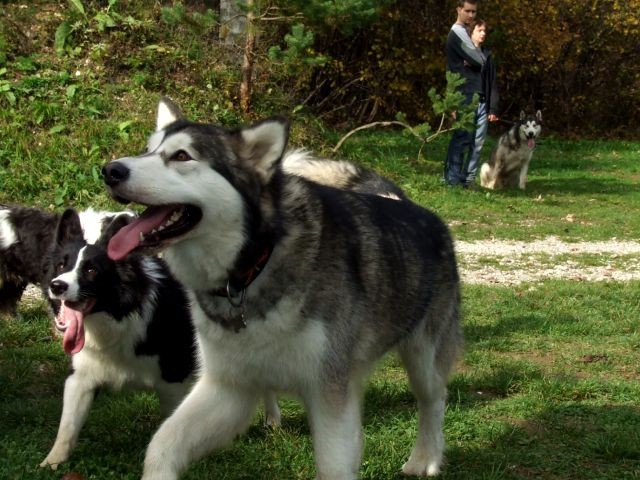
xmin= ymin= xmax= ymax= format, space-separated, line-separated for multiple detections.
xmin=102 ymin=98 xmax=462 ymax=479
xmin=480 ymin=110 xmax=543 ymax=190
xmin=0 ymin=204 xmax=134 ymax=316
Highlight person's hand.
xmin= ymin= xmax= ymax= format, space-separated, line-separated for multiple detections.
xmin=451 ymin=111 xmax=457 ymax=120
xmin=488 ymin=114 xmax=499 ymax=122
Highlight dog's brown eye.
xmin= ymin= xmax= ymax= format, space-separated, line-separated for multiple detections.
xmin=57 ymin=262 xmax=65 ymax=273
xmin=86 ymin=267 xmax=97 ymax=281
xmin=173 ymin=150 xmax=191 ymax=162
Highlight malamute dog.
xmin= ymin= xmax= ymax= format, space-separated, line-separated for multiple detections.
xmin=102 ymin=98 xmax=462 ymax=479
xmin=480 ymin=110 xmax=543 ymax=190
xmin=0 ymin=204 xmax=134 ymax=316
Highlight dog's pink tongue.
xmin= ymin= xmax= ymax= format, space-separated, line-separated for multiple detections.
xmin=59 ymin=302 xmax=85 ymax=355
xmin=528 ymin=138 xmax=536 ymax=149
xmin=108 ymin=206 xmax=173 ymax=260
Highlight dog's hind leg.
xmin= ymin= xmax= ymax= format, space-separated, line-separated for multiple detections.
xmin=398 ymin=337 xmax=450 ymax=477
xmin=263 ymin=390 xmax=281 ymax=427
xmin=479 ymin=163 xmax=490 ymax=188
xmin=305 ymin=380 xmax=364 ymax=480
xmin=0 ymin=280 xmax=27 ymax=317
xmin=142 ymin=375 xmax=259 ymax=480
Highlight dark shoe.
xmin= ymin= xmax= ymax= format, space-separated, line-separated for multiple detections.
xmin=464 ymin=182 xmax=479 ymax=190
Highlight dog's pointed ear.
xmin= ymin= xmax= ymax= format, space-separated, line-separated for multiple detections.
xmin=520 ymin=110 xmax=525 ymax=121
xmin=536 ymin=110 xmax=543 ymax=122
xmin=156 ymin=96 xmax=183 ymax=131
xmin=56 ymin=208 xmax=83 ymax=246
xmin=97 ymin=213 xmax=135 ymax=249
xmin=230 ymin=116 xmax=289 ymax=183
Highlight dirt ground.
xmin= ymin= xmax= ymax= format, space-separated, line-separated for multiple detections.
xmin=21 ymin=236 xmax=640 ymax=306
xmin=456 ymin=236 xmax=640 ymax=284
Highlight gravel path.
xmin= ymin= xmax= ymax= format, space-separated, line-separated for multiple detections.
xmin=23 ymin=237 xmax=640 ymax=301
xmin=456 ymin=236 xmax=640 ymax=285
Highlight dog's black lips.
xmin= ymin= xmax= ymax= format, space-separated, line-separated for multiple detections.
xmin=108 ymin=204 xmax=203 ymax=261
xmin=53 ymin=298 xmax=95 ymax=332
xmin=110 ymin=193 xmax=131 ymax=205
xmin=142 ymin=204 xmax=202 ymax=244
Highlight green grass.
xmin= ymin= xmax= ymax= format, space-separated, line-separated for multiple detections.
xmin=1 ymin=282 xmax=639 ymax=479
xmin=1 ymin=2 xmax=639 ymax=479
xmin=334 ymin=130 xmax=640 ymax=242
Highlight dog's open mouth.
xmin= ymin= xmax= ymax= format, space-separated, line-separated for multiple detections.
xmin=55 ymin=299 xmax=96 ymax=355
xmin=107 ymin=204 xmax=202 ymax=261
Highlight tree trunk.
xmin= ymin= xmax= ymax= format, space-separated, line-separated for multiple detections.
xmin=239 ymin=0 xmax=255 ymax=113
xmin=219 ymin=0 xmax=247 ymax=49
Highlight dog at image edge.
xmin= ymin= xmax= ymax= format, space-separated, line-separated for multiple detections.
xmin=0 ymin=204 xmax=135 ymax=316
xmin=480 ymin=110 xmax=543 ymax=190
xmin=102 ymin=97 xmax=462 ymax=479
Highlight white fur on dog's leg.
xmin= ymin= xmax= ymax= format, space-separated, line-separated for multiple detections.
xmin=263 ymin=391 xmax=281 ymax=427
xmin=402 ymin=441 xmax=443 ymax=477
xmin=479 ymin=163 xmax=491 ymax=189
xmin=40 ymin=373 xmax=96 ymax=469
xmin=142 ymin=375 xmax=259 ymax=480
xmin=519 ymin=160 xmax=530 ymax=190
xmin=399 ymin=341 xmax=447 ymax=477
xmin=400 ymin=392 xmax=446 ymax=477
xmin=306 ymin=386 xmax=363 ymax=480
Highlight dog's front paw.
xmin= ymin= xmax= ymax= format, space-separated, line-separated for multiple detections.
xmin=40 ymin=445 xmax=71 ymax=470
xmin=39 ymin=456 xmax=63 ymax=470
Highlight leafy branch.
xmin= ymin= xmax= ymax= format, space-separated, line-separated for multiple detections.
xmin=333 ymin=71 xmax=478 ymax=159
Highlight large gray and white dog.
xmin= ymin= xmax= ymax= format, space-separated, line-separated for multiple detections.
xmin=102 ymin=98 xmax=462 ymax=479
xmin=480 ymin=110 xmax=543 ymax=190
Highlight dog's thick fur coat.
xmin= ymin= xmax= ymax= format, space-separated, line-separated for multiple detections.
xmin=102 ymin=98 xmax=462 ymax=479
xmin=480 ymin=110 xmax=543 ymax=190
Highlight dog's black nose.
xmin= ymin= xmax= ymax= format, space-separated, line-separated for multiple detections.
xmin=102 ymin=162 xmax=130 ymax=186
xmin=50 ymin=280 xmax=68 ymax=296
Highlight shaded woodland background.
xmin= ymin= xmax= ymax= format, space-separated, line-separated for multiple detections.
xmin=267 ymin=0 xmax=640 ymax=136
xmin=1 ymin=0 xmax=638 ymax=137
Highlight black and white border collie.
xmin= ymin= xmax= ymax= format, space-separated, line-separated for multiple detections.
xmin=0 ymin=204 xmax=133 ymax=316
xmin=40 ymin=208 xmax=199 ymax=469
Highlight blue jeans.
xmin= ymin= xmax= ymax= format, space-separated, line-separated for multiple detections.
xmin=444 ymin=93 xmax=476 ymax=186
xmin=465 ymin=102 xmax=488 ymax=184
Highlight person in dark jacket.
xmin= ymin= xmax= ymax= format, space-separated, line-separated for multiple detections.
xmin=444 ymin=0 xmax=484 ymax=187
xmin=464 ymin=19 xmax=500 ymax=188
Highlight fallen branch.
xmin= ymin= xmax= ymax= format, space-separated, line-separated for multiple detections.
xmin=332 ymin=114 xmax=454 ymax=157
xmin=332 ymin=120 xmax=420 ymax=153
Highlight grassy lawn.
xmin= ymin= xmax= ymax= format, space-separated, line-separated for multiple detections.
xmin=1 ymin=2 xmax=639 ymax=479
xmin=334 ymin=130 xmax=640 ymax=242
xmin=1 ymin=84 xmax=639 ymax=480
xmin=1 ymin=281 xmax=638 ymax=479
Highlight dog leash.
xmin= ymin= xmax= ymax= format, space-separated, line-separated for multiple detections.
xmin=495 ymin=117 xmax=516 ymax=126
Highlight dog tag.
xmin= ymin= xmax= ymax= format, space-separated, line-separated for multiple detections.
xmin=227 ymin=305 xmax=246 ymax=332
